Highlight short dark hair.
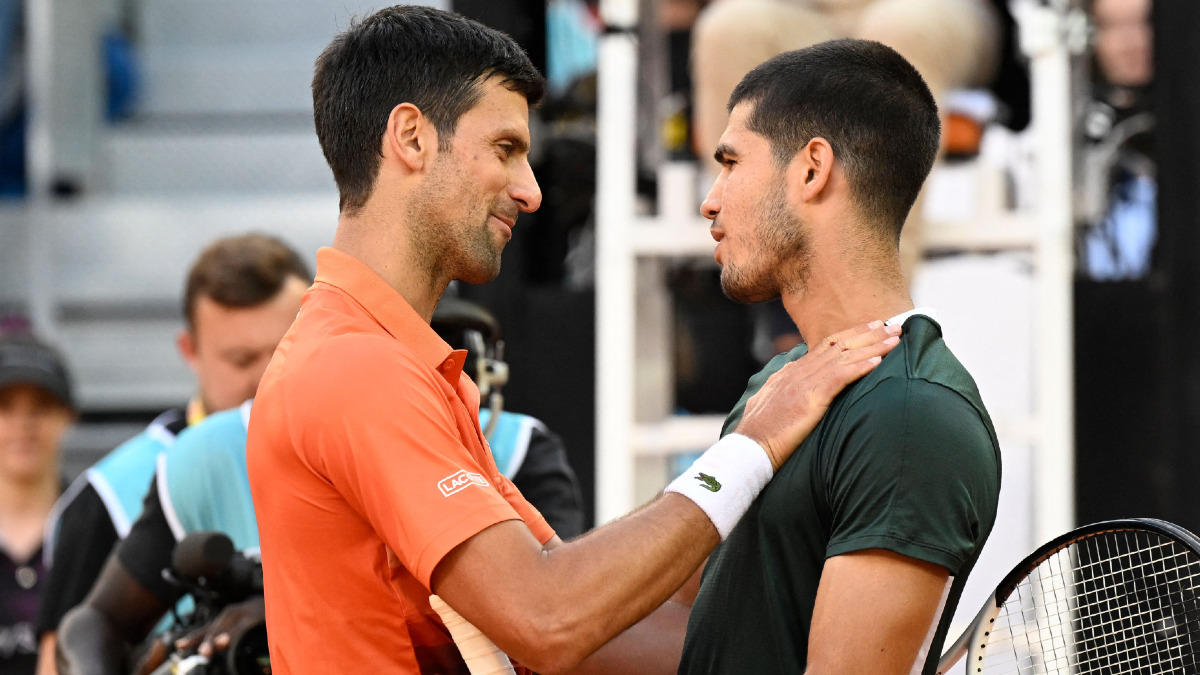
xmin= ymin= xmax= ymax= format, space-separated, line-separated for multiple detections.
xmin=729 ymin=39 xmax=940 ymax=240
xmin=312 ymin=6 xmax=545 ymax=214
xmin=184 ymin=234 xmax=312 ymax=329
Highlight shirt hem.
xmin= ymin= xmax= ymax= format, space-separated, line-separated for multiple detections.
xmin=826 ymin=533 xmax=965 ymax=574
xmin=412 ymin=502 xmax=527 ymax=589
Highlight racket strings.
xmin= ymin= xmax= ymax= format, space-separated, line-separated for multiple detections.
xmin=973 ymin=531 xmax=1200 ymax=674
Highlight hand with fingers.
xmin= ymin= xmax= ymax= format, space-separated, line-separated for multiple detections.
xmin=737 ymin=320 xmax=902 ymax=471
xmin=173 ymin=596 xmax=265 ymax=660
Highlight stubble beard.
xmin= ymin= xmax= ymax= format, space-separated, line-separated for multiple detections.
xmin=408 ymin=155 xmax=507 ymax=286
xmin=720 ymin=177 xmax=812 ymax=304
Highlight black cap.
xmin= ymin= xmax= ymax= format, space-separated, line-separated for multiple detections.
xmin=0 ymin=332 xmax=75 ymax=410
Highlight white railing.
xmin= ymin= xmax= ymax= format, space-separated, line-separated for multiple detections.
xmin=594 ymin=0 xmax=1079 ymax=538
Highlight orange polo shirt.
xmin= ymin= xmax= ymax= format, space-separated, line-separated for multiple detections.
xmin=247 ymin=247 xmax=554 ymax=675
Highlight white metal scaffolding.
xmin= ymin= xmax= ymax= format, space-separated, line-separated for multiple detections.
xmin=594 ymin=0 xmax=1079 ymax=544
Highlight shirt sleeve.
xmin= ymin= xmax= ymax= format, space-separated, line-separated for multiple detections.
xmin=824 ymin=378 xmax=1000 ymax=575
xmin=116 ymin=484 xmax=182 ymax=607
xmin=35 ymin=485 xmax=120 ymax=635
xmin=295 ymin=335 xmax=551 ymax=589
xmin=511 ymin=426 xmax=584 ymax=540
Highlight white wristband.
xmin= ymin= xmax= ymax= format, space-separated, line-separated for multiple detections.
xmin=664 ymin=433 xmax=774 ymax=540
xmin=430 ymin=595 xmax=517 ymax=675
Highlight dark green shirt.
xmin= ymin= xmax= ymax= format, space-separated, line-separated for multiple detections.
xmin=678 ymin=315 xmax=1001 ymax=675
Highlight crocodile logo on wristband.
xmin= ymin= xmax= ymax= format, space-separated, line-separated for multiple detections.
xmin=696 ymin=472 xmax=722 ymax=492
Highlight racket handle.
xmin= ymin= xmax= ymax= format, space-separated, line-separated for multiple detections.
xmin=430 ymin=595 xmax=518 ymax=675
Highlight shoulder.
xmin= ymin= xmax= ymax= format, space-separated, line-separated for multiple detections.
xmin=484 ymin=411 xmax=547 ymax=478
xmin=93 ymin=420 xmax=174 ymax=476
xmin=287 ymin=331 xmax=439 ymax=400
xmin=167 ymin=404 xmax=250 ymax=472
xmin=723 ymin=344 xmax=809 ymax=436
xmin=42 ymin=476 xmax=106 ymax=565
xmin=896 ymin=316 xmax=987 ymax=411
xmin=86 ymin=413 xmax=180 ymax=520
xmin=834 ymin=376 xmax=1000 ymax=496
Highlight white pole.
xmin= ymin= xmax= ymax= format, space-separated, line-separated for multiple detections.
xmin=25 ymin=0 xmax=54 ymax=199
xmin=24 ymin=0 xmax=57 ymax=339
xmin=1017 ymin=1 xmax=1076 ymax=544
xmin=594 ymin=5 xmax=639 ymax=523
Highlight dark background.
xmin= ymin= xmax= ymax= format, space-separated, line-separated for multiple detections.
xmin=1074 ymin=0 xmax=1200 ymax=533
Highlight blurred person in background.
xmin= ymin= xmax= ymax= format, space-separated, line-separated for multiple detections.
xmin=55 ymin=295 xmax=588 ymax=675
xmin=0 ymin=330 xmax=75 ymax=675
xmin=1093 ymin=0 xmax=1152 ymax=96
xmin=691 ymin=0 xmax=1004 ymax=277
xmin=55 ymin=290 xmax=586 ymax=675
xmin=36 ymin=234 xmax=311 ymax=675
xmin=1081 ymin=0 xmax=1155 ymax=280
xmin=431 ymin=296 xmax=585 ymax=538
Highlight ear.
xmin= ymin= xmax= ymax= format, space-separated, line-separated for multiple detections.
xmin=791 ymin=137 xmax=836 ymax=203
xmin=177 ymin=330 xmax=199 ymax=371
xmin=383 ymin=103 xmax=439 ymax=173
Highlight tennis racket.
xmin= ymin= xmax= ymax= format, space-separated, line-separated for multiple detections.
xmin=936 ymin=518 xmax=1200 ymax=675
xmin=430 ymin=594 xmax=518 ymax=675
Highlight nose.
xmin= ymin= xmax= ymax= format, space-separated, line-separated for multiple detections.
xmin=701 ymin=177 xmax=722 ymax=221
xmin=511 ymin=159 xmax=542 ymax=213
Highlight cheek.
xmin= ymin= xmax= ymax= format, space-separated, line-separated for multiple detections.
xmin=720 ymin=186 xmax=756 ymax=241
xmin=35 ymin=418 xmax=68 ymax=450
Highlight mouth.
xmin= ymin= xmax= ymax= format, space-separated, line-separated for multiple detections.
xmin=489 ymin=213 xmax=515 ymax=238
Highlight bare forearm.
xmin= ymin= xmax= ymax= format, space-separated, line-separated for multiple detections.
xmin=536 ymin=494 xmax=713 ymax=644
xmin=567 ymin=600 xmax=691 ymax=675
xmin=435 ymin=493 xmax=716 ymax=673
xmin=36 ymin=633 xmax=57 ymax=675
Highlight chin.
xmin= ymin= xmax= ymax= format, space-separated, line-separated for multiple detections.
xmin=458 ymin=260 xmax=503 ymax=285
xmin=720 ymin=269 xmax=778 ymax=304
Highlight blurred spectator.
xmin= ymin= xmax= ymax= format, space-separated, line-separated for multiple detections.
xmin=692 ymin=0 xmax=1001 ymax=159
xmin=1093 ymin=0 xmax=1153 ymax=92
xmin=431 ymin=297 xmax=585 ymax=538
xmin=0 ymin=0 xmax=23 ymax=196
xmin=1081 ymin=0 xmax=1155 ymax=280
xmin=691 ymin=0 xmax=1003 ymax=277
xmin=0 ymin=331 xmax=75 ymax=675
xmin=54 ymin=295 xmax=585 ymax=675
xmin=546 ymin=0 xmax=600 ymax=94
xmin=34 ymin=234 xmax=310 ymax=674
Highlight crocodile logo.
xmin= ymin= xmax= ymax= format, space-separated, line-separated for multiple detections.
xmin=696 ymin=472 xmax=721 ymax=493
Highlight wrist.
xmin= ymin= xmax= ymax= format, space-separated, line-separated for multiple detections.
xmin=663 ymin=434 xmax=774 ymax=540
xmin=731 ymin=426 xmax=781 ymax=472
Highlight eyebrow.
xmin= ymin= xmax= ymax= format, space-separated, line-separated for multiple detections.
xmin=713 ymin=143 xmax=738 ymax=165
xmin=494 ymin=130 xmax=530 ymax=154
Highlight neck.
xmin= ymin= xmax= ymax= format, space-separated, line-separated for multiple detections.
xmin=0 ymin=468 xmax=58 ymax=559
xmin=332 ymin=206 xmax=447 ymax=322
xmin=780 ymin=242 xmax=913 ymax=346
xmin=0 ymin=470 xmax=58 ymax=514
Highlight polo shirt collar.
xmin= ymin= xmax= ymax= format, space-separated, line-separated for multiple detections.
xmin=314 ymin=248 xmax=465 ymax=381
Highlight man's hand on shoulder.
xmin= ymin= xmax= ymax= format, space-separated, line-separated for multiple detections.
xmin=737 ymin=321 xmax=901 ymax=470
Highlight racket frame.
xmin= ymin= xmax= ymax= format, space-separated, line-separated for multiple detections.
xmin=935 ymin=518 xmax=1200 ymax=675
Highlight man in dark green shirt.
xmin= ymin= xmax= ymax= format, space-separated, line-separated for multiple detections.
xmin=678 ymin=310 xmax=1000 ymax=675
xmin=604 ymin=39 xmax=1004 ymax=675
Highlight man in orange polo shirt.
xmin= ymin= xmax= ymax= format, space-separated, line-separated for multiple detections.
xmin=247 ymin=7 xmax=900 ymax=675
